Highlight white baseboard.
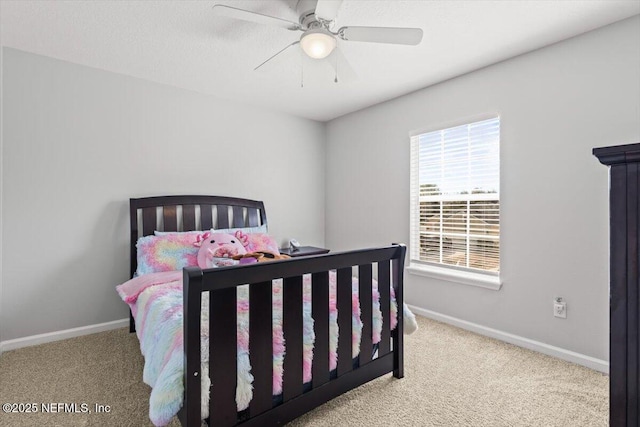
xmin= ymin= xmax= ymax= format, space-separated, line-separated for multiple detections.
xmin=1 ymin=309 xmax=609 ymax=374
xmin=408 ymin=305 xmax=609 ymax=374
xmin=0 ymin=318 xmax=129 ymax=354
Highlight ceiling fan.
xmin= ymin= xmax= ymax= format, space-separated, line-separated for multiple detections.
xmin=212 ymin=0 xmax=423 ymax=78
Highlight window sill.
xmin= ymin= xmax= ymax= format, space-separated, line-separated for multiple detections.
xmin=407 ymin=264 xmax=502 ymax=290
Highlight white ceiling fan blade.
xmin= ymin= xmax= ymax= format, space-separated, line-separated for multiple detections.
xmin=339 ymin=26 xmax=423 ymax=45
xmin=328 ymin=48 xmax=357 ymax=83
xmin=315 ymin=0 xmax=343 ymax=22
xmin=212 ymin=4 xmax=301 ymax=31
xmin=254 ymin=41 xmax=300 ymax=71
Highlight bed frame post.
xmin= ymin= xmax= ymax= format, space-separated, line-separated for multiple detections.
xmin=129 ymin=200 xmax=139 ymax=333
xmin=183 ymin=267 xmax=203 ymax=427
xmin=392 ymin=244 xmax=407 ymax=379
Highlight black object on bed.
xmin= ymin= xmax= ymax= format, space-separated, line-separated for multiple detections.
xmin=129 ymin=195 xmax=406 ymax=427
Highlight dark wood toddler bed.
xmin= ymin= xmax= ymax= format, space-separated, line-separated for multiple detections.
xmin=129 ymin=195 xmax=407 ymax=427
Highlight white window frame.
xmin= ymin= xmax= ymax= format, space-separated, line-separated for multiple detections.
xmin=408 ymin=115 xmax=502 ymax=290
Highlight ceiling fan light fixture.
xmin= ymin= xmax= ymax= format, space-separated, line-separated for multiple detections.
xmin=300 ymin=28 xmax=337 ymax=59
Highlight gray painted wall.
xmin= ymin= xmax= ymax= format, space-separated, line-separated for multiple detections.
xmin=325 ymin=16 xmax=640 ymax=361
xmin=1 ymin=47 xmax=325 ymax=341
xmin=2 ymin=16 xmax=639 ymax=361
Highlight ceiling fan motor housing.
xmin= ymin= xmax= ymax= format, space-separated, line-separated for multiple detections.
xmin=297 ymin=0 xmax=324 ymax=28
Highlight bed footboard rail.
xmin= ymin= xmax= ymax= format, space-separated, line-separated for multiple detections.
xmin=180 ymin=244 xmax=406 ymax=427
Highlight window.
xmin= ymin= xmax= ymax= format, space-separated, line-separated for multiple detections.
xmin=409 ymin=117 xmax=500 ymax=281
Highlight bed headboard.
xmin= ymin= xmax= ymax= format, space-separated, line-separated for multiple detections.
xmin=129 ymin=195 xmax=267 ymax=278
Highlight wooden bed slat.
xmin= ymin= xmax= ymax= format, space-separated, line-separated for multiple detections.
xmin=217 ymin=205 xmax=230 ymax=229
xmin=182 ymin=205 xmax=196 ymax=231
xmin=163 ymin=206 xmax=177 ymax=232
xmin=359 ymin=264 xmax=373 ymax=365
xmin=249 ymin=281 xmax=273 ymax=417
xmin=311 ymin=271 xmax=330 ymax=388
xmin=378 ymin=261 xmax=391 ymax=356
xmin=142 ymin=207 xmax=156 ymax=236
xmin=283 ymin=275 xmax=304 ymax=402
xmin=201 ymin=205 xmax=213 ymax=230
xmin=209 ymin=287 xmax=237 ymax=427
xmin=336 ymin=267 xmax=352 ymax=377
xmin=232 ymin=206 xmax=244 ymax=228
xmin=247 ymin=208 xmax=259 ymax=227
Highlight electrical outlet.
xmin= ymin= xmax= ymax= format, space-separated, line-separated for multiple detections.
xmin=554 ymin=298 xmax=567 ymax=319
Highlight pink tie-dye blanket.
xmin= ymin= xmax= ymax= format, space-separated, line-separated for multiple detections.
xmin=116 ymin=271 xmax=398 ymax=426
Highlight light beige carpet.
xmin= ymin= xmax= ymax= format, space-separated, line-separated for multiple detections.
xmin=0 ymin=316 xmax=608 ymax=427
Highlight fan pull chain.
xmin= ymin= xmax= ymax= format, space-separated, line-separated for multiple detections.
xmin=334 ymin=52 xmax=339 ymax=83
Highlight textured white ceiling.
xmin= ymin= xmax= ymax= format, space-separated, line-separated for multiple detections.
xmin=1 ymin=1 xmax=639 ymax=121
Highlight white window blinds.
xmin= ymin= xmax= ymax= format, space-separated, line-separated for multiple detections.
xmin=410 ymin=117 xmax=500 ymax=274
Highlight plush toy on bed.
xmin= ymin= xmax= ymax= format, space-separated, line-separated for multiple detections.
xmin=194 ymin=231 xmax=248 ymax=269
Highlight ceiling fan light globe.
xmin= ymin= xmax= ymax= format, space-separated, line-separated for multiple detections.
xmin=300 ymin=31 xmax=337 ymax=59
